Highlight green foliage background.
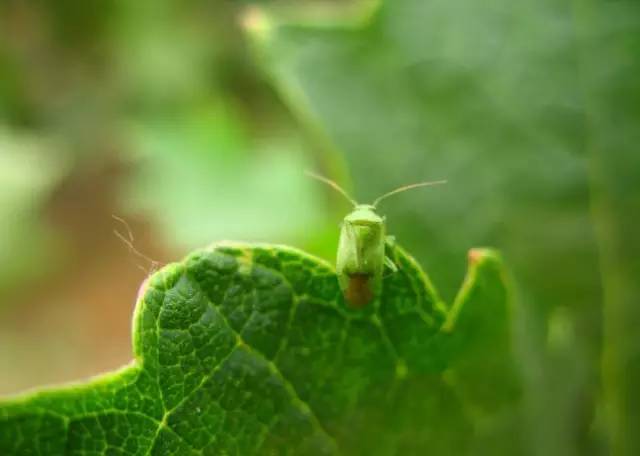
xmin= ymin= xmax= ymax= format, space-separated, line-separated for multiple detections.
xmin=0 ymin=0 xmax=638 ymax=454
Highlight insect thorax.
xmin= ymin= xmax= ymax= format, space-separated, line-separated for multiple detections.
xmin=337 ymin=206 xmax=385 ymax=281
xmin=344 ymin=204 xmax=384 ymax=225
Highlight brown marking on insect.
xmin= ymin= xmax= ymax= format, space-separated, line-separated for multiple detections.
xmin=345 ymin=273 xmax=374 ymax=308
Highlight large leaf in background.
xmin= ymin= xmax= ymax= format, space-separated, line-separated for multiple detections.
xmin=245 ymin=0 xmax=601 ymax=310
xmin=574 ymin=1 xmax=640 ymax=454
xmin=245 ymin=1 xmax=608 ymax=454
xmin=0 ymin=243 xmax=519 ymax=455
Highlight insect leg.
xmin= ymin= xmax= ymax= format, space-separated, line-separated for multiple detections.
xmin=384 ymin=255 xmax=398 ymax=273
xmin=383 ymin=235 xmax=398 ymax=276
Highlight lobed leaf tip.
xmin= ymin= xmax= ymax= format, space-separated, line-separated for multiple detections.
xmin=240 ymin=6 xmax=272 ymax=40
xmin=467 ymin=248 xmax=502 ymax=267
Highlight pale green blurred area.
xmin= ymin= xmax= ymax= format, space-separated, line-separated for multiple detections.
xmin=1 ymin=0 xmax=639 ymax=455
xmin=0 ymin=0 xmax=341 ymax=398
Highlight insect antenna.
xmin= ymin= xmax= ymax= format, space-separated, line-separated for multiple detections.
xmin=373 ymin=180 xmax=447 ymax=207
xmin=305 ymin=170 xmax=358 ymax=207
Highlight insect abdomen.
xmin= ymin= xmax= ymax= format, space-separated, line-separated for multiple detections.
xmin=345 ymin=273 xmax=374 ymax=308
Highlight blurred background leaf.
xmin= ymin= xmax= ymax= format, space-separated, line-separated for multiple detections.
xmin=245 ymin=1 xmax=638 ymax=454
xmin=0 ymin=130 xmax=69 ymax=293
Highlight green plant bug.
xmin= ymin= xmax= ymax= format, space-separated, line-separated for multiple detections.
xmin=307 ymin=171 xmax=446 ymax=308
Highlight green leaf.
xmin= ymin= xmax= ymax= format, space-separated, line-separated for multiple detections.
xmin=0 ymin=243 xmax=516 ymax=455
